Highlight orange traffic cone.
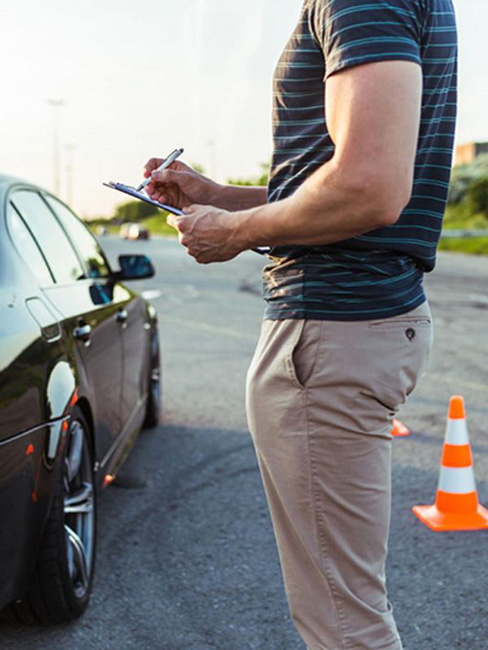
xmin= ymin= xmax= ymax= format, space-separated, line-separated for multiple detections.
xmin=413 ymin=396 xmax=488 ymax=531
xmin=391 ymin=419 xmax=410 ymax=437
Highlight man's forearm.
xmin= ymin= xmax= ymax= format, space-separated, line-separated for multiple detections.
xmin=209 ymin=184 xmax=268 ymax=211
xmin=233 ymin=159 xmax=407 ymax=250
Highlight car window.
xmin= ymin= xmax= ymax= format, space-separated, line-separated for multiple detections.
xmin=11 ymin=190 xmax=84 ymax=284
xmin=7 ymin=203 xmax=54 ymax=286
xmin=44 ymin=196 xmax=111 ymax=279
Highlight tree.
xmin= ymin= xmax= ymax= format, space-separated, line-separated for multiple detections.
xmin=227 ymin=163 xmax=269 ymax=187
xmin=466 ymin=176 xmax=488 ymax=218
xmin=113 ymin=200 xmax=157 ymax=223
xmin=449 ymin=154 xmax=488 ymax=204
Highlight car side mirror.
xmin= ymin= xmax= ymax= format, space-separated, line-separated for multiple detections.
xmin=116 ymin=254 xmax=155 ymax=280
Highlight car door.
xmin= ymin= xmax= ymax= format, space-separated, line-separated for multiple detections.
xmin=10 ymin=190 xmax=126 ymax=459
xmin=43 ymin=195 xmax=150 ymax=438
xmin=119 ymin=291 xmax=149 ymax=426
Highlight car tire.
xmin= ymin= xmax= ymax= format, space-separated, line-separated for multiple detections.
xmin=2 ymin=406 xmax=97 ymax=624
xmin=143 ymin=330 xmax=161 ymax=429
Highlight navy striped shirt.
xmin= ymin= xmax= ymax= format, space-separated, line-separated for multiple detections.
xmin=264 ymin=0 xmax=458 ymax=321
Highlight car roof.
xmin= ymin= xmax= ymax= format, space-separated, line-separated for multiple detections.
xmin=0 ymin=176 xmax=37 ymax=286
xmin=0 ymin=174 xmax=46 ymax=204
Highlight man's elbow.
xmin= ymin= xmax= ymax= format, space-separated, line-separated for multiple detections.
xmin=360 ymin=173 xmax=413 ymax=228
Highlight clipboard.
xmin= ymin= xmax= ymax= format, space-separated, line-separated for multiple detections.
xmin=103 ymin=180 xmax=270 ymax=255
xmin=103 ymin=181 xmax=183 ymax=216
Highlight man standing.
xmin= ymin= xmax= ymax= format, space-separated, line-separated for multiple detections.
xmin=145 ymin=1 xmax=457 ymax=647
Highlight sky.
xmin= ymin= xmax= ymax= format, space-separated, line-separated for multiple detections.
xmin=1 ymin=0 xmax=486 ymax=219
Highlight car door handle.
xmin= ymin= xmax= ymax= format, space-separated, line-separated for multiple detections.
xmin=74 ymin=323 xmax=92 ymax=344
xmin=116 ymin=309 xmax=129 ymax=324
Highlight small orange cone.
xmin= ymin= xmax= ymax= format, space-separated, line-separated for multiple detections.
xmin=391 ymin=419 xmax=410 ymax=437
xmin=413 ymin=396 xmax=488 ymax=532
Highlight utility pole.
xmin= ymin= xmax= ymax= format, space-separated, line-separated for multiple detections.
xmin=47 ymin=99 xmax=64 ymax=195
xmin=65 ymin=144 xmax=76 ymax=206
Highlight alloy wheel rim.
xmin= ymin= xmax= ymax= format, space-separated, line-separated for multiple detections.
xmin=150 ymin=337 xmax=161 ymax=406
xmin=63 ymin=419 xmax=95 ymax=599
xmin=151 ymin=366 xmax=161 ymax=405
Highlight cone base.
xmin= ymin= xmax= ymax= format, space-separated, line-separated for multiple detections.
xmin=391 ymin=429 xmax=410 ymax=437
xmin=391 ymin=419 xmax=410 ymax=437
xmin=413 ymin=503 xmax=488 ymax=532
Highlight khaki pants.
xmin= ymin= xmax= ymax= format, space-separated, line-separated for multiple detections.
xmin=246 ymin=302 xmax=433 ymax=650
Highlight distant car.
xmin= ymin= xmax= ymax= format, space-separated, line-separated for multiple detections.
xmin=0 ymin=176 xmax=162 ymax=625
xmin=119 ymin=223 xmax=150 ymax=241
xmin=96 ymin=225 xmax=108 ymax=236
xmin=119 ymin=222 xmax=134 ymax=239
xmin=128 ymin=224 xmax=150 ymax=241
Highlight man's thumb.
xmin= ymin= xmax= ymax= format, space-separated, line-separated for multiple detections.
xmin=166 ymin=214 xmax=180 ymax=230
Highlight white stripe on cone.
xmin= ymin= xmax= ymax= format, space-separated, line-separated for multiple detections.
xmin=445 ymin=419 xmax=470 ymax=446
xmin=438 ymin=466 xmax=477 ymax=494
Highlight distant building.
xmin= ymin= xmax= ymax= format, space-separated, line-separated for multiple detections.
xmin=455 ymin=142 xmax=488 ymax=166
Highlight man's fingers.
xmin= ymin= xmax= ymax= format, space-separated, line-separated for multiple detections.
xmin=145 ymin=183 xmax=166 ymax=203
xmin=167 ymin=214 xmax=194 ymax=235
xmin=181 ymin=205 xmax=203 ymax=219
xmin=143 ymin=157 xmax=164 ymax=177
xmin=166 ymin=214 xmax=180 ymax=230
xmin=144 ymin=157 xmax=189 ymax=178
xmin=151 ymin=169 xmax=178 ymax=184
xmin=167 ymin=214 xmax=189 ymax=232
xmin=168 ymin=160 xmax=189 ymax=172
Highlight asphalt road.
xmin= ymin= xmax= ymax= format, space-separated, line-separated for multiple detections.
xmin=1 ymin=237 xmax=487 ymax=650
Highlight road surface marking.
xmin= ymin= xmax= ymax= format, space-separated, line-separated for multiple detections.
xmin=141 ymin=290 xmax=162 ymax=300
xmin=425 ymin=372 xmax=488 ymax=392
xmin=161 ymin=316 xmax=257 ymax=341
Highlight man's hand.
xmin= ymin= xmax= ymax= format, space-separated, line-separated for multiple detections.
xmin=166 ymin=205 xmax=247 ymax=264
xmin=143 ymin=159 xmax=220 ymax=209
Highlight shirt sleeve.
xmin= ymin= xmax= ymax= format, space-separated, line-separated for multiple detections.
xmin=310 ymin=0 xmax=424 ymax=79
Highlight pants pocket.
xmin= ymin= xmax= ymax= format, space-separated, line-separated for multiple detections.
xmin=371 ymin=319 xmax=433 ymax=413
xmin=287 ymin=320 xmax=324 ymax=390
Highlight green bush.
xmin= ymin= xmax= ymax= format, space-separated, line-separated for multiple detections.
xmin=446 ymin=156 xmax=488 ymax=235
xmin=444 ymin=204 xmax=488 ymax=230
xmin=466 ymin=177 xmax=488 ymax=218
xmin=439 ymin=237 xmax=488 ymax=255
xmin=227 ymin=163 xmax=269 ymax=187
xmin=140 ymin=213 xmax=176 ymax=236
xmin=449 ymin=154 xmax=488 ymax=204
xmin=114 ymin=200 xmax=158 ymax=223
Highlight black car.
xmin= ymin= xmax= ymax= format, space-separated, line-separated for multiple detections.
xmin=0 ymin=176 xmax=161 ymax=624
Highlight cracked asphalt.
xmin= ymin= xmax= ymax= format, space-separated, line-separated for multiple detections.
xmin=1 ymin=237 xmax=487 ymax=650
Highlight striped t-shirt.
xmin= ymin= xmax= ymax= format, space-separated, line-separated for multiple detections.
xmin=263 ymin=0 xmax=458 ymax=321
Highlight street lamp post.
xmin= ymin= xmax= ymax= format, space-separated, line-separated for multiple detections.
xmin=47 ymin=99 xmax=64 ymax=195
xmin=65 ymin=144 xmax=76 ymax=207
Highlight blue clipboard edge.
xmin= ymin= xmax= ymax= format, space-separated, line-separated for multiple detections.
xmin=103 ymin=181 xmax=183 ymax=216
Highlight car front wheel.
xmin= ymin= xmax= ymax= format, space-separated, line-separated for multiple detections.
xmin=143 ymin=329 xmax=161 ymax=429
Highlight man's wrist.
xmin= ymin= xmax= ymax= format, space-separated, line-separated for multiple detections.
xmin=203 ymin=179 xmax=225 ymax=206
xmin=230 ymin=206 xmax=270 ymax=251
xmin=206 ymin=184 xmax=268 ymax=211
xmin=230 ymin=195 xmax=299 ymax=250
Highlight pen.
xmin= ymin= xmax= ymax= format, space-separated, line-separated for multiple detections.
xmin=137 ymin=147 xmax=184 ymax=192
